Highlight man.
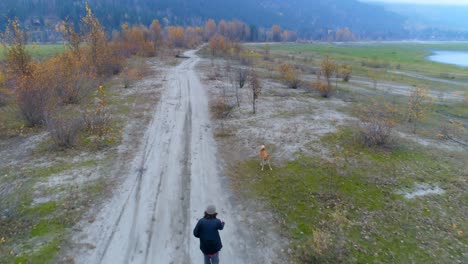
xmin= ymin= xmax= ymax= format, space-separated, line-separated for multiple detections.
xmin=193 ymin=205 xmax=225 ymax=264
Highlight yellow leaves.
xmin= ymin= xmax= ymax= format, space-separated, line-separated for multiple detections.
xmin=452 ymin=224 xmax=463 ymax=236
xmin=85 ymin=2 xmax=93 ymax=17
xmin=278 ymin=63 xmax=300 ymax=88
xmin=407 ymin=86 xmax=432 ymax=126
xmin=0 ymin=237 xmax=6 ymax=243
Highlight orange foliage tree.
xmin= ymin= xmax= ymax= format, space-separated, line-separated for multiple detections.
xmin=167 ymin=26 xmax=186 ymax=48
xmin=150 ymin=19 xmax=164 ymax=51
xmin=204 ymin=19 xmax=217 ymax=41
xmin=271 ymin=25 xmax=282 ymax=42
xmin=209 ymin=35 xmax=229 ymax=56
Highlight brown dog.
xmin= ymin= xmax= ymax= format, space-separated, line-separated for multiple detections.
xmin=260 ymin=145 xmax=272 ymax=171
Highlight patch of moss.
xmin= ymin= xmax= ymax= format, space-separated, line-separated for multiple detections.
xmin=14 ymin=238 xmax=61 ymax=264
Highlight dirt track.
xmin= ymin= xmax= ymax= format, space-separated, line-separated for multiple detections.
xmin=72 ymin=50 xmax=281 ymax=264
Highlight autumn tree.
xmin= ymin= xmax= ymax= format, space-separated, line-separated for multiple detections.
xmin=218 ymin=20 xmax=228 ymax=37
xmin=150 ymin=19 xmax=164 ymax=52
xmin=282 ymin=30 xmax=298 ymax=42
xmin=60 ymin=21 xmax=82 ymax=59
xmin=184 ymin=27 xmax=203 ymax=48
xmin=204 ymin=19 xmax=217 ymax=41
xmin=335 ymin=28 xmax=356 ymax=42
xmin=271 ymin=25 xmax=282 ymax=42
xmin=209 ymin=35 xmax=229 ymax=56
xmin=167 ymin=26 xmax=186 ymax=48
xmin=339 ymin=64 xmax=352 ymax=82
xmin=82 ymin=3 xmax=115 ymax=76
xmin=321 ymin=56 xmax=337 ymax=88
xmin=278 ymin=63 xmax=300 ymax=89
xmin=1 ymin=20 xmax=33 ymax=84
xmin=407 ymin=87 xmax=432 ymax=133
xmin=250 ymin=70 xmax=262 ymax=114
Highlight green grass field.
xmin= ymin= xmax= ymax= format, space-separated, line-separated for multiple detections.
xmin=233 ymin=129 xmax=467 ymax=263
xmin=233 ymin=42 xmax=468 ymax=263
xmin=249 ymin=42 xmax=468 ymax=85
xmin=0 ymin=44 xmax=66 ymax=60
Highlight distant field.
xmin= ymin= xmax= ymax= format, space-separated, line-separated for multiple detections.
xmin=262 ymin=42 xmax=468 ymax=81
xmin=0 ymin=44 xmax=66 ymax=60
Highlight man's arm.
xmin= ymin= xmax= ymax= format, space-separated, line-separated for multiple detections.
xmin=218 ymin=220 xmax=225 ymax=230
xmin=193 ymin=220 xmax=201 ymax=238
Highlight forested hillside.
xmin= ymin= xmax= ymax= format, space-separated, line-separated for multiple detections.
xmin=0 ymin=0 xmax=407 ymax=41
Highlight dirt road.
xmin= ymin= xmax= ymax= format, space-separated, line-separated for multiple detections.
xmin=72 ymin=50 xmax=280 ymax=264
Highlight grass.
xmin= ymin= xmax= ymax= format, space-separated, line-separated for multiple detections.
xmin=232 ymin=128 xmax=467 ymax=263
xmin=0 ymin=44 xmax=66 ymax=60
xmin=0 ymin=158 xmax=104 ymax=264
xmin=247 ymin=42 xmax=468 ymax=90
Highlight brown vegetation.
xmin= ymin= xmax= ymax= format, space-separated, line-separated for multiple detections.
xmin=360 ymin=101 xmax=397 ymax=147
xmin=211 ymin=97 xmax=235 ymax=119
xmin=406 ymin=87 xmax=432 ymax=133
xmin=250 ymin=70 xmax=262 ymax=114
xmin=278 ymin=63 xmax=300 ymax=89
xmin=321 ymin=56 xmax=337 ymax=88
xmin=339 ymin=64 xmax=352 ymax=82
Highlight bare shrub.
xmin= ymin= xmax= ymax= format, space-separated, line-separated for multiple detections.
xmin=339 ymin=64 xmax=352 ymax=82
xmin=210 ymin=97 xmax=234 ymax=119
xmin=83 ymin=86 xmax=110 ymax=137
xmin=46 ymin=114 xmax=83 ymax=148
xmin=321 ymin=56 xmax=337 ymax=88
xmin=438 ymin=119 xmax=467 ymax=147
xmin=250 ymin=70 xmax=262 ymax=114
xmin=406 ymin=87 xmax=432 ymax=133
xmin=361 ymin=60 xmax=389 ymax=69
xmin=122 ymin=62 xmax=151 ymax=88
xmin=263 ymin=44 xmax=270 ymax=60
xmin=236 ymin=68 xmax=248 ymax=88
xmin=278 ymin=63 xmax=301 ymax=89
xmin=311 ymin=74 xmax=333 ymax=98
xmin=207 ymin=67 xmax=222 ymax=81
xmin=0 ymin=71 xmax=10 ymax=106
xmin=16 ymin=65 xmax=56 ymax=126
xmin=48 ymin=53 xmax=96 ymax=104
xmin=360 ymin=102 xmax=397 ymax=148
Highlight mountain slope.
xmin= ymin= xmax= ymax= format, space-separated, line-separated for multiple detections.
xmin=0 ymin=0 xmax=407 ymax=39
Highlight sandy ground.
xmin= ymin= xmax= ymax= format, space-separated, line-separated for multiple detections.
xmin=71 ymin=50 xmax=284 ymax=264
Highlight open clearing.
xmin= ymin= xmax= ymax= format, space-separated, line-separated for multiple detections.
xmin=1 ymin=42 xmax=466 ymax=263
xmin=200 ymin=42 xmax=467 ymax=263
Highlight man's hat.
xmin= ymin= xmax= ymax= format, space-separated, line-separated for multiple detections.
xmin=206 ymin=205 xmax=217 ymax=215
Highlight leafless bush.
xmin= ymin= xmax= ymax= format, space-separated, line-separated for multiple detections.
xmin=16 ymin=75 xmax=54 ymax=127
xmin=339 ymin=64 xmax=352 ymax=82
xmin=438 ymin=119 xmax=467 ymax=147
xmin=210 ymin=97 xmax=235 ymax=119
xmin=360 ymin=102 xmax=397 ymax=148
xmin=250 ymin=70 xmax=262 ymax=114
xmin=46 ymin=114 xmax=83 ymax=148
xmin=122 ymin=63 xmax=151 ymax=88
xmin=236 ymin=68 xmax=248 ymax=88
xmin=207 ymin=68 xmax=222 ymax=81
xmin=239 ymin=56 xmax=252 ymax=66
xmin=311 ymin=74 xmax=333 ymax=98
xmin=83 ymin=107 xmax=110 ymax=137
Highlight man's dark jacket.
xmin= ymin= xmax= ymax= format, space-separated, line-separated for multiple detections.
xmin=193 ymin=217 xmax=225 ymax=255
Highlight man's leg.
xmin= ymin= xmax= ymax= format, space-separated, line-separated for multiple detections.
xmin=204 ymin=254 xmax=211 ymax=264
xmin=211 ymin=252 xmax=220 ymax=264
